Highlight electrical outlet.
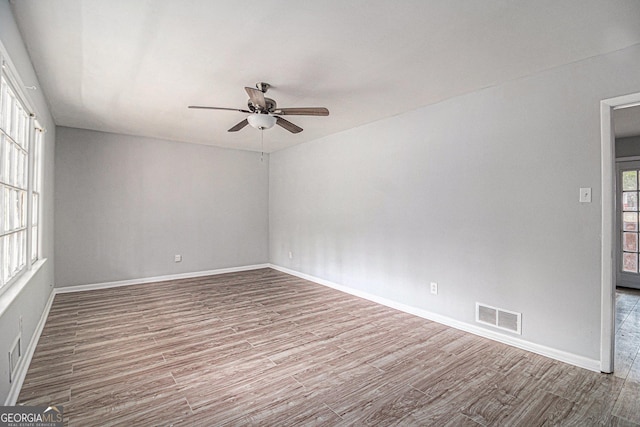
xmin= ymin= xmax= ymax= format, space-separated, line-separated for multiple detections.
xmin=430 ymin=282 xmax=438 ymax=295
xmin=288 ymin=251 xmax=293 ymax=259
xmin=174 ymin=254 xmax=182 ymax=262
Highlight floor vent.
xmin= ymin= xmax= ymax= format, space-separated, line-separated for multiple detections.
xmin=8 ymin=336 xmax=21 ymax=384
xmin=476 ymin=303 xmax=521 ymax=335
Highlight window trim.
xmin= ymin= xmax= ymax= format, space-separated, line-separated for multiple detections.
xmin=0 ymin=258 xmax=47 ymax=317
xmin=0 ymin=41 xmax=44 ymax=298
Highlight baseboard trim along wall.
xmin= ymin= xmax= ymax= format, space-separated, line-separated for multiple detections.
xmin=4 ymin=289 xmax=56 ymax=406
xmin=269 ymin=264 xmax=601 ymax=373
xmin=55 ymin=263 xmax=271 ymax=293
xmin=11 ymin=261 xmax=599 ymax=406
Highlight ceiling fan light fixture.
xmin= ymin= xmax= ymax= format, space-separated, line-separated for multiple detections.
xmin=247 ymin=113 xmax=276 ymax=130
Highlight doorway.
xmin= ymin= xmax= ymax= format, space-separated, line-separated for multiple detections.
xmin=617 ymin=162 xmax=640 ymax=289
xmin=614 ymin=159 xmax=640 ymax=379
xmin=601 ymin=92 xmax=640 ymax=374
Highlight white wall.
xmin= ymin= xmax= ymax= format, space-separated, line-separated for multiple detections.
xmin=270 ymin=43 xmax=640 ymax=361
xmin=55 ymin=127 xmax=269 ymax=287
xmin=0 ymin=0 xmax=56 ymax=403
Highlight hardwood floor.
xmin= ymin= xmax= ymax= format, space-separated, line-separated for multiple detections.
xmin=18 ymin=269 xmax=640 ymax=426
xmin=616 ymin=287 xmax=640 ymax=384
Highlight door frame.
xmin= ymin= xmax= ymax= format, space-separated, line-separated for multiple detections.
xmin=600 ymin=92 xmax=640 ymax=373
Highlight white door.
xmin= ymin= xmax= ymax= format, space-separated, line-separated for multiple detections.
xmin=617 ymin=161 xmax=640 ymax=289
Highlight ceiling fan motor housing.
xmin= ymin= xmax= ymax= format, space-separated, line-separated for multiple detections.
xmin=248 ymin=97 xmax=277 ymax=113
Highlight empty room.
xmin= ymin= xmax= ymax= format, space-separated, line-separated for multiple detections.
xmin=1 ymin=0 xmax=640 ymax=425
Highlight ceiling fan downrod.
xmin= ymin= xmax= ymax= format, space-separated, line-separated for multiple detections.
xmin=256 ymin=82 xmax=270 ymax=93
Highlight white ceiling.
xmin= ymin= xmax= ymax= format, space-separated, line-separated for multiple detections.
xmin=10 ymin=0 xmax=640 ymax=152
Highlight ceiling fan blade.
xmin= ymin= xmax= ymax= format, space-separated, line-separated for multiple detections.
xmin=276 ymin=117 xmax=303 ymax=134
xmin=188 ymin=106 xmax=251 ymax=113
xmin=274 ymin=107 xmax=329 ymax=116
xmin=245 ymin=87 xmax=267 ymax=110
xmin=228 ymin=119 xmax=249 ymax=132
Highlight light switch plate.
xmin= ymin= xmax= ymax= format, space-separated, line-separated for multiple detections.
xmin=579 ymin=188 xmax=592 ymax=203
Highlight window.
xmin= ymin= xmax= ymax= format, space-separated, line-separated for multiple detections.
xmin=622 ymin=169 xmax=640 ymax=273
xmin=0 ymin=58 xmax=43 ymax=291
xmin=32 ymin=122 xmax=42 ymax=262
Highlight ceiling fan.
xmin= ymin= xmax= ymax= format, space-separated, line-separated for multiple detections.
xmin=188 ymin=82 xmax=329 ymax=134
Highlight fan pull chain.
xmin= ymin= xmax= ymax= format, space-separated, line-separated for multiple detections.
xmin=261 ymin=129 xmax=264 ymax=162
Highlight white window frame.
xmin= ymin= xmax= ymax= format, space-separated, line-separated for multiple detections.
xmin=0 ymin=46 xmax=44 ymax=296
xmin=30 ymin=122 xmax=43 ymax=263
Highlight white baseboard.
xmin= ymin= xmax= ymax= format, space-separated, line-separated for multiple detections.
xmin=4 ymin=288 xmax=56 ymax=406
xmin=55 ymin=263 xmax=271 ymax=293
xmin=269 ymin=264 xmax=601 ymax=373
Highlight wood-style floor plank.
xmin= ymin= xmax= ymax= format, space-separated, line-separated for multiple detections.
xmin=17 ymin=268 xmax=640 ymax=426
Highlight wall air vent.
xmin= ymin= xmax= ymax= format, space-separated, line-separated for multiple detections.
xmin=476 ymin=303 xmax=521 ymax=335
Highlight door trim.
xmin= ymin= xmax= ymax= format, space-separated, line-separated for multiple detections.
xmin=600 ymin=92 xmax=640 ymax=373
